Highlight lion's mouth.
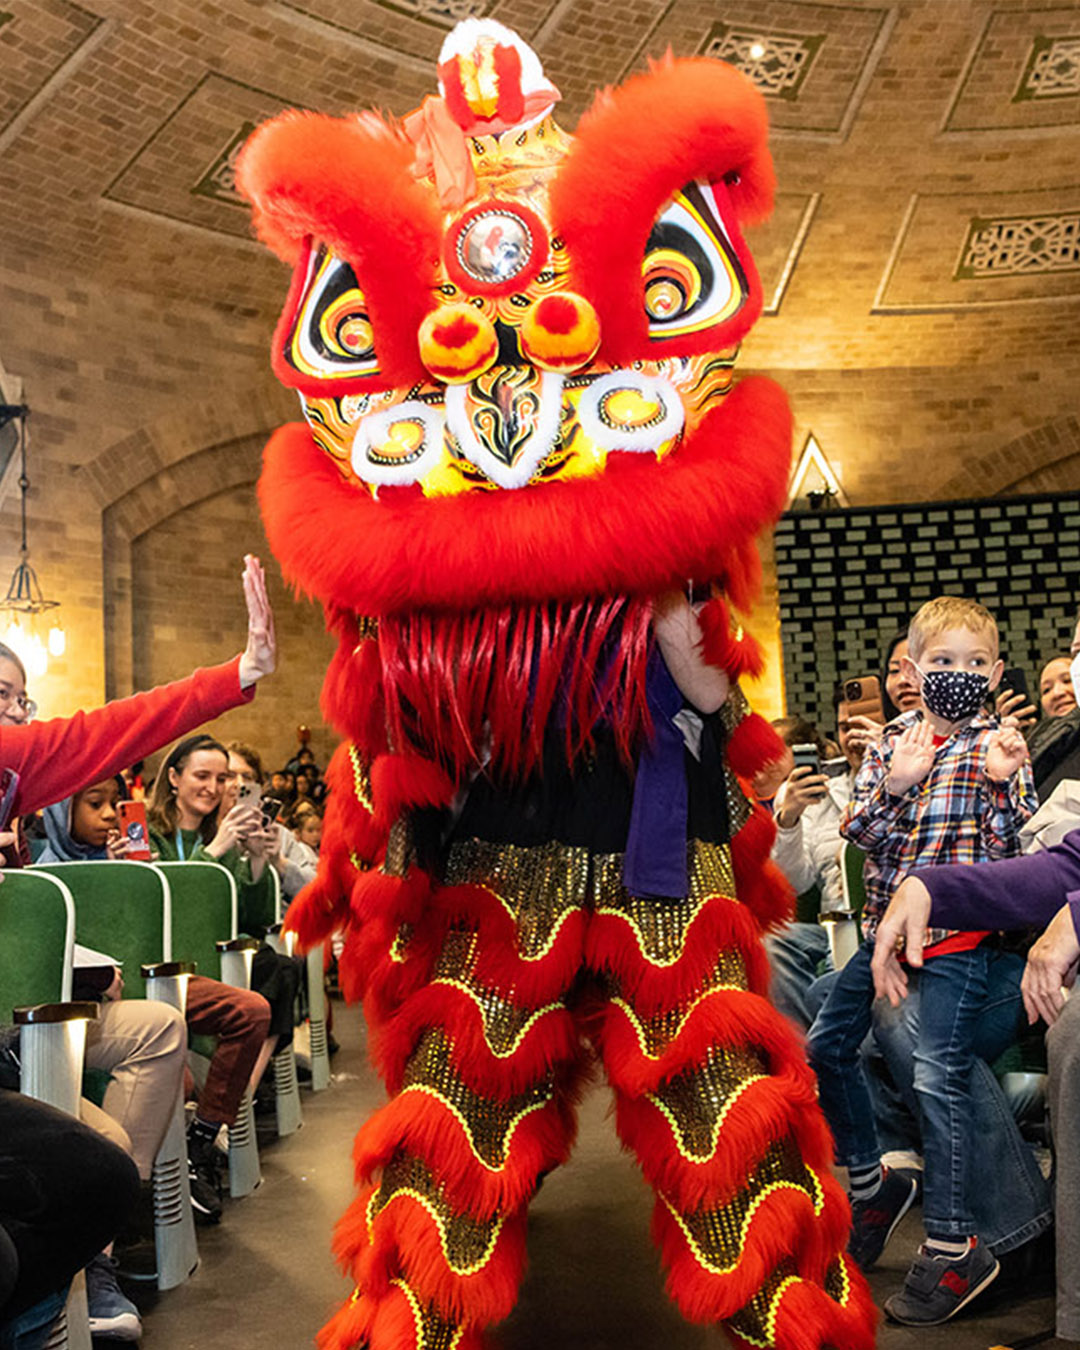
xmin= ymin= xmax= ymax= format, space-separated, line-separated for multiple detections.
xmin=300 ymin=354 xmax=737 ymax=498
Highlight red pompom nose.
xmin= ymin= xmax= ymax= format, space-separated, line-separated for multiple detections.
xmin=519 ymin=292 xmax=600 ymax=372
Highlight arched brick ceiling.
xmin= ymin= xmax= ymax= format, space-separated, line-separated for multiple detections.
xmin=2 ymin=0 xmax=1080 ymax=509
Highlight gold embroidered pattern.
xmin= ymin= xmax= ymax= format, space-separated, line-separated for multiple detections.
xmin=594 ymin=841 xmax=736 ymax=965
xmin=370 ymin=1154 xmax=506 ymax=1275
xmin=355 ymin=615 xmax=380 ymax=643
xmin=383 ymin=816 xmax=417 ymax=878
xmin=443 ymin=839 xmax=588 ymax=960
xmin=725 ymin=763 xmax=752 ymax=835
xmin=609 ymin=959 xmax=748 ymax=1058
xmin=432 ymin=924 xmax=565 ymax=1057
xmin=390 ymin=1278 xmax=466 ymax=1350
xmin=402 ymin=1028 xmax=554 ymax=1169
xmin=719 ymin=683 xmax=750 ymax=733
xmin=663 ymin=1141 xmax=824 ymax=1277
xmin=726 ymin=1260 xmax=801 ymax=1348
xmin=824 ymin=1255 xmax=851 ymax=1306
xmin=649 ymin=1043 xmax=768 ymax=1160
xmin=348 ymin=743 xmax=374 ymax=813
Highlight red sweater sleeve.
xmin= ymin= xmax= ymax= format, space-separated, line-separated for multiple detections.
xmin=0 ymin=657 xmax=255 ymax=818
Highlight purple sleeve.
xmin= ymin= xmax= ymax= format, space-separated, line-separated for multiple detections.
xmin=916 ymin=828 xmax=1080 ymax=934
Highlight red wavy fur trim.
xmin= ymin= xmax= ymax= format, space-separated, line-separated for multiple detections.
xmin=584 ymin=896 xmax=770 ymax=1015
xmin=595 ymin=986 xmax=816 ymax=1097
xmin=654 ymin=1186 xmax=856 ymax=1325
xmin=428 ymin=884 xmax=587 ymax=1006
xmin=351 ymin=1074 xmax=582 ymax=1219
xmin=352 ymin=1190 xmax=529 ymax=1324
xmin=726 ymin=1260 xmax=877 ymax=1350
xmin=550 ymin=59 xmax=773 ymax=364
xmin=375 ymin=981 xmax=579 ymax=1097
xmin=257 ymin=380 xmax=792 ymax=616
xmin=369 ymin=754 xmax=455 ymax=829
xmin=615 ymin=1078 xmax=833 ymax=1214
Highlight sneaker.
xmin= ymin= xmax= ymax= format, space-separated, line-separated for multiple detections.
xmin=884 ymin=1238 xmax=1000 ymax=1326
xmin=848 ymin=1166 xmax=918 ymax=1271
xmin=187 ymin=1133 xmax=223 ymax=1224
xmin=85 ymin=1253 xmax=142 ymax=1341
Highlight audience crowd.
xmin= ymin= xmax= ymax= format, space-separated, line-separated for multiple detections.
xmin=2 ymin=558 xmax=1079 ymax=1347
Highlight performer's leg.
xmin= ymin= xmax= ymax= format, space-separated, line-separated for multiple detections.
xmin=322 ymin=839 xmax=590 ymax=1350
xmin=587 ymin=841 xmax=876 ymax=1350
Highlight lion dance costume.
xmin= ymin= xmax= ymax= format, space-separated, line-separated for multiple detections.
xmin=238 ymin=19 xmax=876 ymax=1350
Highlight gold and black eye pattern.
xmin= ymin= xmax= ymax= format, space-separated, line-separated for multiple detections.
xmin=285 ymin=242 xmax=380 ymax=382
xmin=642 ymin=182 xmax=750 ymax=340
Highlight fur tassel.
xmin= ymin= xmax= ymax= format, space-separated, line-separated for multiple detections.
xmin=584 ymin=897 xmax=771 ymax=1016
xmin=257 ymin=379 xmax=792 ymax=617
xmin=726 ymin=713 xmax=787 ymax=782
xmin=323 ymin=622 xmax=388 ymax=753
xmin=732 ymin=854 xmax=795 ymax=933
xmin=370 ymin=754 xmax=455 ymax=828
xmin=284 ymin=873 xmax=350 ymax=949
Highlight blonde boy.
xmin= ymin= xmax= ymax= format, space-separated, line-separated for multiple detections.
xmin=806 ymin=597 xmax=1036 ymax=1325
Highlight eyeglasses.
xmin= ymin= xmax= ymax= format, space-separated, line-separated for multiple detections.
xmin=0 ymin=682 xmax=37 ymax=722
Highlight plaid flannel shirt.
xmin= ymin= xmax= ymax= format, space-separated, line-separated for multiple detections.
xmin=840 ymin=708 xmax=1037 ymax=944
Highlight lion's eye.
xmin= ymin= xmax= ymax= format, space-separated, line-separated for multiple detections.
xmin=642 ymin=182 xmax=749 ymax=339
xmin=284 ymin=242 xmax=380 ymax=381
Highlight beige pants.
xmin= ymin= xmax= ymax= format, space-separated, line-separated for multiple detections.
xmin=81 ymin=998 xmax=187 ymax=1179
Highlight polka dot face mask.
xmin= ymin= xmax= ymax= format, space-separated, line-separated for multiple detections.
xmin=917 ymin=667 xmax=990 ymax=722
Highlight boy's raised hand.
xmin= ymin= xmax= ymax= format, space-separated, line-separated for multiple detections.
xmin=985 ymin=724 xmax=1029 ymax=782
xmin=885 ymin=720 xmax=935 ymax=795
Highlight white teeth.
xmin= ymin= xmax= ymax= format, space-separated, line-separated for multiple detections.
xmin=350 ymin=401 xmax=445 ymax=487
xmin=445 ymin=372 xmax=564 ymax=491
xmin=576 ymin=370 xmax=684 ymax=453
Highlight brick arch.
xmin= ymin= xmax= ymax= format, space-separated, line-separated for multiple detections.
xmin=101 ymin=430 xmax=270 ymax=698
xmin=936 ymin=415 xmax=1080 ymax=501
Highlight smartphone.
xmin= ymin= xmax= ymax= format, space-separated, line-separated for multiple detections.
xmin=1000 ymin=667 xmax=1031 ymax=707
xmin=236 ymin=780 xmax=261 ymax=809
xmin=791 ymin=743 xmax=821 ymax=775
xmin=842 ymin=675 xmax=884 ymax=725
xmin=117 ymin=800 xmax=152 ymax=860
xmin=260 ymin=794 xmax=284 ymax=828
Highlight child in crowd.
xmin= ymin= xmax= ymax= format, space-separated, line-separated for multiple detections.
xmin=806 ymin=597 xmax=1037 ymax=1326
xmin=43 ymin=773 xmax=273 ymax=1228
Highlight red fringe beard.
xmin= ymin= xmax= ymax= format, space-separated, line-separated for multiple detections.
xmin=377 ymin=595 xmax=654 ymax=782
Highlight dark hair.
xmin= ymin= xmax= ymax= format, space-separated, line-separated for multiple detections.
xmin=147 ymin=733 xmax=229 ymax=842
xmin=225 ymin=740 xmax=265 ymax=785
xmin=880 ymin=629 xmax=909 ymax=722
xmin=0 ymin=641 xmax=27 ymax=685
xmin=771 ymin=715 xmax=828 ymax=758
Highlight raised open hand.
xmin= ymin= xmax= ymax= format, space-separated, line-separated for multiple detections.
xmin=885 ymin=720 xmax=935 ymax=795
xmin=984 ymin=724 xmax=1029 ymax=783
xmin=237 ymin=555 xmax=277 ymax=687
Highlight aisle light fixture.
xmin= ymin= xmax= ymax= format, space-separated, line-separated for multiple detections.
xmin=0 ymin=404 xmax=65 ymax=677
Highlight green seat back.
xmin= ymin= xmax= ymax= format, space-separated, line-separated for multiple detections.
xmin=238 ymin=865 xmax=279 ymax=938
xmin=0 ymin=870 xmax=75 ymax=1013
xmin=154 ymin=861 xmax=236 ymax=982
xmin=32 ymin=861 xmax=170 ymax=1000
xmin=839 ymin=842 xmax=867 ymax=923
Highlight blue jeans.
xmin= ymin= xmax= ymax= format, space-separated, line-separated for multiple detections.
xmin=883 ymin=949 xmax=1051 ymax=1249
xmin=806 ymin=942 xmax=882 ymax=1173
xmin=807 ymin=942 xmax=1052 ymax=1249
xmin=765 ymin=922 xmax=831 ymax=1031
